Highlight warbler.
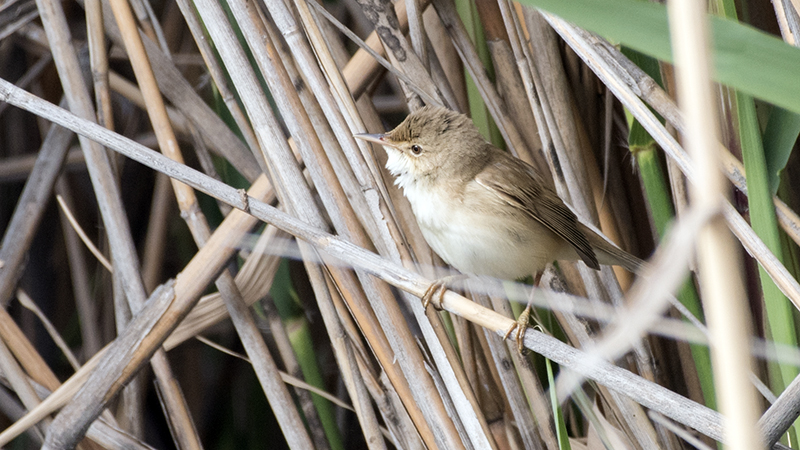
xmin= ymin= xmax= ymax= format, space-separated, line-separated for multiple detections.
xmin=356 ymin=106 xmax=642 ymax=349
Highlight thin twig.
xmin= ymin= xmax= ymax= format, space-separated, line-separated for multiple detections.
xmin=16 ymin=290 xmax=81 ymax=370
xmin=55 ymin=195 xmax=113 ymax=273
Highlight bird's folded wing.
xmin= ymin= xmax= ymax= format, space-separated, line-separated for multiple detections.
xmin=474 ymin=153 xmax=600 ymax=270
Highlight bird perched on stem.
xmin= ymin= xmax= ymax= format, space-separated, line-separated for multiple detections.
xmin=356 ymin=106 xmax=643 ymax=351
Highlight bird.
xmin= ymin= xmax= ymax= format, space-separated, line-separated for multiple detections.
xmin=355 ymin=105 xmax=643 ymax=350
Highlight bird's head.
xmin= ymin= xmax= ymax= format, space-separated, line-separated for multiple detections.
xmin=355 ymin=106 xmax=487 ymax=188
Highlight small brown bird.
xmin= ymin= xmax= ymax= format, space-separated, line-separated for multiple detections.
xmin=356 ymin=106 xmax=643 ymax=349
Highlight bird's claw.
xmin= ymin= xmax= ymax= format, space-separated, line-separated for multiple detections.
xmin=503 ymin=304 xmax=532 ymax=353
xmin=420 ymin=274 xmax=468 ymax=311
xmin=421 ymin=282 xmax=447 ymax=311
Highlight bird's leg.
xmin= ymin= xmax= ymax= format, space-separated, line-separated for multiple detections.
xmin=421 ymin=274 xmax=468 ymax=310
xmin=503 ymin=271 xmax=543 ymax=353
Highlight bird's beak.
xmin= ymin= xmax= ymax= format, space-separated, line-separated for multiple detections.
xmin=354 ymin=133 xmax=398 ymax=149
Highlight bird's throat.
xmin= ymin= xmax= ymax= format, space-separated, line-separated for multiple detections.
xmin=384 ymin=147 xmax=420 ymax=191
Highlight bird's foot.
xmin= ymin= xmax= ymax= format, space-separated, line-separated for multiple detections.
xmin=503 ymin=304 xmax=532 ymax=353
xmin=421 ymin=274 xmax=468 ymax=310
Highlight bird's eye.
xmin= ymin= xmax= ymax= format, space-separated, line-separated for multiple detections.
xmin=410 ymin=144 xmax=422 ymax=155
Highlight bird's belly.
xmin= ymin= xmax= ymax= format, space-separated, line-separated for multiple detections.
xmin=416 ymin=207 xmax=565 ymax=280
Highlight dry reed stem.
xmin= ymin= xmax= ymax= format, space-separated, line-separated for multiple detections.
xmin=171 ymin=0 xmax=259 ymax=153
xmin=524 ymin=10 xmax=595 ymax=218
xmin=0 ymin=7 xmax=39 ymax=41
xmin=668 ymin=1 xmax=762 ymax=450
xmin=85 ymin=0 xmax=112 ymax=130
xmin=431 ymin=0 xmax=530 ymax=160
xmin=513 ymin=10 xmax=660 ymax=444
xmin=0 ymin=326 xmax=50 ymax=439
xmin=352 ymin=0 xmax=438 ymax=109
xmin=478 ymin=292 xmax=552 ymax=450
xmin=0 ymin=121 xmax=73 ymax=306
xmin=474 ymin=1 xmax=545 ymax=170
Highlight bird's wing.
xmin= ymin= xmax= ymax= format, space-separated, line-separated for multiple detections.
xmin=474 ymin=150 xmax=599 ymax=270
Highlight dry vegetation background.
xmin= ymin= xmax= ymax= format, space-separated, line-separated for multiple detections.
xmin=1 ymin=0 xmax=800 ymax=448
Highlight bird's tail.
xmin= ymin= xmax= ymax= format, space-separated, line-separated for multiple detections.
xmin=578 ymin=222 xmax=646 ymax=275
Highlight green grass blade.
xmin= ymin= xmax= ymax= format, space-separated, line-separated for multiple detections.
xmin=736 ymin=90 xmax=799 ymax=446
xmin=763 ymin=107 xmax=800 ymax=195
xmin=545 ymin=358 xmax=571 ymax=450
xmin=286 ymin=316 xmax=345 ymax=450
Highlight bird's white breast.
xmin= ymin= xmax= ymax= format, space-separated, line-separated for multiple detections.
xmin=399 ymin=176 xmax=566 ymax=280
